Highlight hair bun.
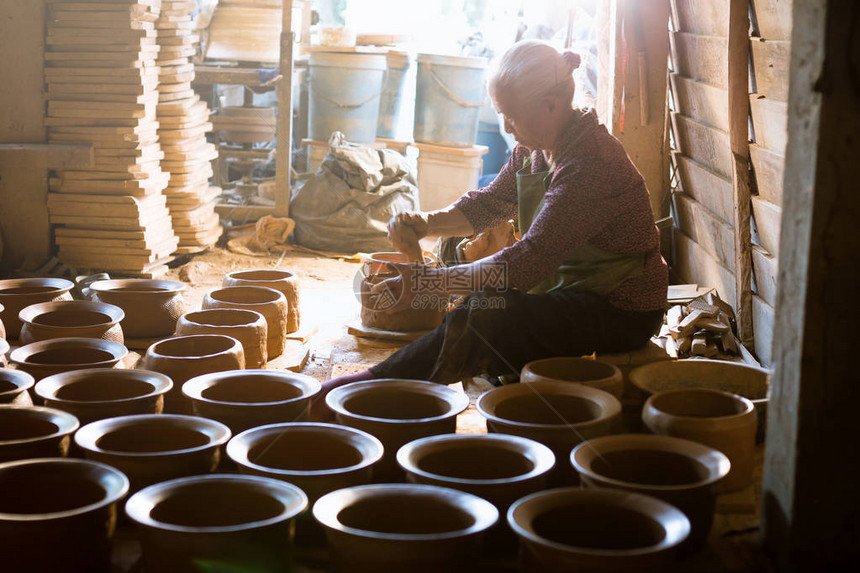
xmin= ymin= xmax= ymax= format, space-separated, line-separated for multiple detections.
xmin=562 ymin=50 xmax=582 ymax=70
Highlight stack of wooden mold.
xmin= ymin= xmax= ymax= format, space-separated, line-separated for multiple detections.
xmin=156 ymin=0 xmax=222 ymax=253
xmin=45 ymin=0 xmax=179 ymax=277
xmin=664 ymin=293 xmax=739 ymax=359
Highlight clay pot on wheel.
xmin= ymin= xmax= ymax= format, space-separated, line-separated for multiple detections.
xmin=223 ymin=269 xmax=301 ymax=334
xmin=508 ymin=488 xmax=690 ymax=573
xmin=521 ymin=357 xmax=623 ymax=400
xmin=89 ymin=279 xmax=185 ymax=339
xmin=0 ymin=278 xmax=75 ymax=339
xmin=571 ymin=434 xmax=730 ymax=549
xmin=326 ymin=379 xmax=470 ymax=481
xmin=313 ymin=484 xmax=498 ymax=573
xmin=10 ymin=337 xmax=128 ymax=381
xmin=75 ymin=414 xmax=231 ymax=494
xmin=0 ymin=458 xmax=129 ymax=573
xmin=476 ymin=381 xmax=621 ymax=485
xmin=359 ymin=252 xmax=447 ymax=332
xmin=177 ymin=309 xmax=268 ymax=369
xmin=0 ymin=369 xmax=35 ymax=406
xmin=126 ymin=474 xmax=307 ymax=573
xmin=0 ymin=405 xmax=79 ymax=462
xmin=141 ymin=334 xmax=245 ymax=414
xmin=203 ymin=286 xmax=287 ymax=359
xmin=35 ymin=368 xmax=173 ymax=425
xmin=18 ymin=300 xmax=124 ymax=345
xmin=642 ymin=389 xmax=756 ymax=493
xmin=630 ymin=359 xmax=770 ymax=442
xmin=182 ymin=369 xmax=320 ymax=434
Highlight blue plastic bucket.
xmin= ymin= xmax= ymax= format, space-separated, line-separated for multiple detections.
xmin=414 ymin=54 xmax=488 ymax=147
xmin=377 ymin=50 xmax=413 ymax=140
xmin=308 ymin=51 xmax=387 ymax=143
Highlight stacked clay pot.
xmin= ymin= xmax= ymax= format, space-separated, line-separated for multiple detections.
xmin=0 ymin=369 xmax=34 ymax=406
xmin=0 ymin=302 xmax=6 ymax=340
xmin=177 ymin=309 xmax=268 ymax=369
xmin=0 ymin=405 xmax=79 ymax=462
xmin=89 ymin=279 xmax=185 ymax=342
xmin=141 ymin=334 xmax=245 ymax=414
xmin=359 ymin=252 xmax=447 ymax=332
xmin=9 ymin=337 xmax=128 ymax=381
xmin=520 ymin=357 xmax=624 ymax=400
xmin=223 ymin=269 xmax=301 ymax=334
xmin=0 ymin=278 xmax=74 ymax=339
xmin=203 ymin=286 xmax=287 ymax=359
xmin=0 ymin=338 xmax=8 ymax=368
xmin=18 ymin=300 xmax=124 ymax=345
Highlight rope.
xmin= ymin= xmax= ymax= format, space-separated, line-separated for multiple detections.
xmin=427 ymin=65 xmax=483 ymax=108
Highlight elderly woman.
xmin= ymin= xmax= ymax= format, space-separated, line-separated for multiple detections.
xmin=322 ymin=40 xmax=667 ymax=394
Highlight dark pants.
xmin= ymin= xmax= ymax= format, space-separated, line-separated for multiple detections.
xmin=369 ymin=289 xmax=664 ymax=384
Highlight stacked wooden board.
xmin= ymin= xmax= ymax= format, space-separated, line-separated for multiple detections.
xmin=156 ymin=0 xmax=222 ymax=252
xmin=205 ymin=0 xmax=283 ymax=64
xmin=45 ymin=0 xmax=178 ymax=277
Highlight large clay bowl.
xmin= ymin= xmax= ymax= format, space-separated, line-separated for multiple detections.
xmin=126 ymin=474 xmax=307 ymax=573
xmin=203 ymin=286 xmax=288 ymax=359
xmin=141 ymin=334 xmax=245 ymax=414
xmin=75 ymin=414 xmax=231 ymax=494
xmin=182 ymin=369 xmax=321 ymax=434
xmin=313 ymin=484 xmax=498 ymax=573
xmin=0 ymin=368 xmax=34 ymax=406
xmin=476 ymin=381 xmax=621 ymax=484
xmin=571 ymin=434 xmax=730 ymax=548
xmin=228 ymin=422 xmax=383 ymax=503
xmin=0 ymin=278 xmax=75 ymax=340
xmin=177 ymin=308 xmax=268 ymax=369
xmin=35 ymin=368 xmax=173 ymax=426
xmin=18 ymin=300 xmax=125 ymax=345
xmin=0 ymin=457 xmax=129 ymax=573
xmin=9 ymin=337 xmax=128 ymax=381
xmin=630 ymin=358 xmax=770 ymax=442
xmin=643 ymin=388 xmax=756 ymax=493
xmin=508 ymin=488 xmax=690 ymax=573
xmin=223 ymin=269 xmax=301 ymax=333
xmin=89 ymin=279 xmax=185 ymax=339
xmin=0 ymin=405 xmax=79 ymax=462
xmin=521 ymin=357 xmax=623 ymax=400
xmin=326 ymin=379 xmax=470 ymax=481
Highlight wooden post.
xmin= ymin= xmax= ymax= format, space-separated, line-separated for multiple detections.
xmin=761 ymin=0 xmax=860 ymax=570
xmin=728 ymin=0 xmax=753 ymax=345
xmin=274 ymin=0 xmax=294 ymax=218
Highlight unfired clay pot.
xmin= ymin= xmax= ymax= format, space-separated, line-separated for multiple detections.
xmin=521 ymin=357 xmax=624 ymax=400
xmin=0 ymin=277 xmax=74 ymax=339
xmin=182 ymin=369 xmax=321 ymax=434
xmin=0 ymin=368 xmax=34 ymax=406
xmin=326 ymin=379 xmax=470 ymax=481
xmin=313 ymin=484 xmax=498 ymax=573
xmin=9 ymin=337 xmax=128 ymax=381
xmin=476 ymin=381 xmax=621 ymax=484
xmin=126 ymin=474 xmax=307 ymax=573
xmin=0 ymin=405 xmax=79 ymax=462
xmin=359 ymin=252 xmax=447 ymax=332
xmin=177 ymin=308 xmax=268 ymax=369
xmin=0 ymin=302 xmax=6 ymax=340
xmin=642 ymin=388 xmax=756 ymax=493
xmin=141 ymin=334 xmax=245 ymax=414
xmin=397 ymin=433 xmax=555 ymax=554
xmin=571 ymin=434 xmax=730 ymax=548
xmin=0 ymin=338 xmax=8 ymax=368
xmin=203 ymin=286 xmax=287 ymax=359
xmin=507 ymin=488 xmax=690 ymax=573
xmin=0 ymin=457 xmax=129 ymax=573
xmin=35 ymin=368 xmax=173 ymax=426
xmin=89 ymin=279 xmax=185 ymax=339
xmin=223 ymin=269 xmax=301 ymax=334
xmin=19 ymin=300 xmax=125 ymax=345
xmin=75 ymin=414 xmax=231 ymax=494
xmin=630 ymin=358 xmax=770 ymax=442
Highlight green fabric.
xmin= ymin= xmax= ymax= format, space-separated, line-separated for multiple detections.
xmin=516 ymin=154 xmax=645 ymax=296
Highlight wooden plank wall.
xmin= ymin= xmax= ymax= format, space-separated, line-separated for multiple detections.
xmin=669 ymin=0 xmax=790 ymax=366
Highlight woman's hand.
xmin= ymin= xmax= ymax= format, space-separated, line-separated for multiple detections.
xmin=388 ymin=212 xmax=429 ymax=261
xmin=368 ymin=262 xmax=416 ymax=313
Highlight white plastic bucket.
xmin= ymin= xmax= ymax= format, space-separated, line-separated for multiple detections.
xmin=377 ymin=50 xmax=413 ymax=140
xmin=415 ymin=143 xmax=488 ymax=211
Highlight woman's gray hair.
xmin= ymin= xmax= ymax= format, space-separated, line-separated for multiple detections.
xmin=488 ymin=40 xmax=581 ymax=105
